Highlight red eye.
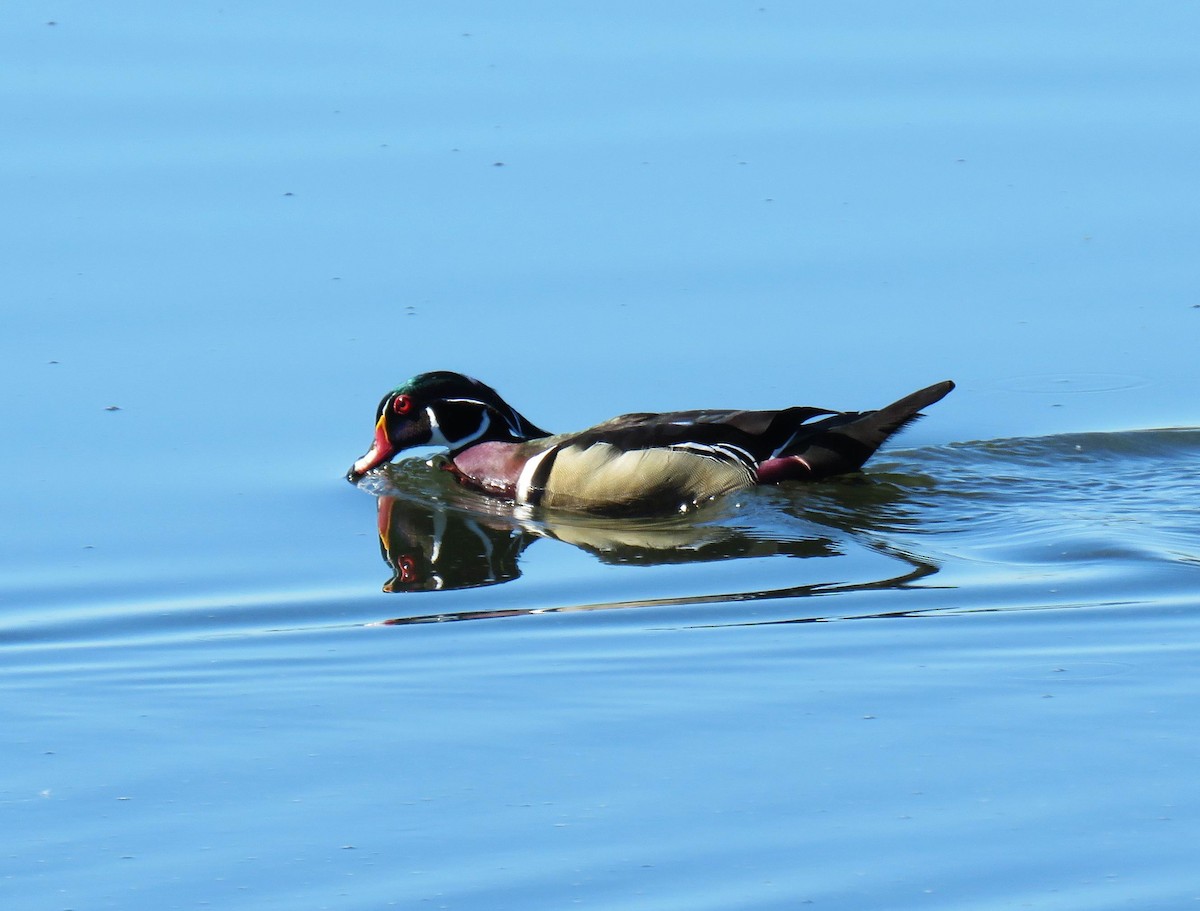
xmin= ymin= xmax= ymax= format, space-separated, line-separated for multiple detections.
xmin=396 ymin=555 xmax=417 ymax=582
xmin=393 ymin=394 xmax=414 ymax=415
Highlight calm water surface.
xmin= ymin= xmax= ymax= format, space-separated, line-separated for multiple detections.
xmin=4 ymin=3 xmax=1200 ymax=910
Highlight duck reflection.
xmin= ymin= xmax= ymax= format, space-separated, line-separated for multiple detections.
xmin=376 ymin=494 xmax=534 ymax=592
xmin=376 ymin=491 xmax=840 ymax=593
xmin=364 ymin=458 xmax=944 ymax=623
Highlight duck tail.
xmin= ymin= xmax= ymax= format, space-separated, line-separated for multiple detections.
xmin=861 ymin=379 xmax=956 ymax=442
xmin=763 ymin=380 xmax=955 ymax=482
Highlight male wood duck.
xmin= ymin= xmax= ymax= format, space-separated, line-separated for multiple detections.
xmin=347 ymin=371 xmax=954 ymax=515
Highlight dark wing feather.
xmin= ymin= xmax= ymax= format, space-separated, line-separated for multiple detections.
xmin=551 ymin=379 xmax=953 ymax=485
xmin=568 ymin=408 xmax=836 ymax=459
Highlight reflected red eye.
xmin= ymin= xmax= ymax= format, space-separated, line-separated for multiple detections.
xmin=397 ymin=555 xmax=417 ymax=582
xmin=393 ymin=394 xmax=414 ymax=415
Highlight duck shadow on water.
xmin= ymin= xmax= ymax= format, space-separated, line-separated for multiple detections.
xmin=359 ymin=458 xmax=947 ymax=626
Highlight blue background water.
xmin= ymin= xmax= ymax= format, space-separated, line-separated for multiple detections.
xmin=3 ymin=3 xmax=1199 ymax=909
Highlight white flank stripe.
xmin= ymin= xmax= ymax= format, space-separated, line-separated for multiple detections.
xmin=669 ymin=441 xmax=720 ymax=457
xmin=718 ymin=443 xmax=755 ymax=467
xmin=515 ymin=447 xmax=555 ymax=505
xmin=671 ymin=441 xmax=756 ymax=471
xmin=770 ymin=416 xmax=823 ymax=458
xmin=770 ymin=432 xmax=802 ymax=459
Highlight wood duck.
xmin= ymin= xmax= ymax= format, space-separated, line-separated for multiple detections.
xmin=347 ymin=371 xmax=954 ymax=515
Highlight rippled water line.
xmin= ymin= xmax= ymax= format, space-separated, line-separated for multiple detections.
xmin=0 ymin=585 xmax=380 ymax=648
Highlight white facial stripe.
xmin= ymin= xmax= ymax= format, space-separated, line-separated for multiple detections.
xmin=426 ymin=406 xmax=491 ymax=449
xmin=438 ymin=395 xmax=531 ymax=438
xmin=443 ymin=395 xmax=523 ymax=436
xmin=425 ymin=407 xmax=450 ymax=447
xmin=453 ymin=412 xmax=491 ymax=448
xmin=430 ymin=508 xmax=447 ymax=564
xmin=516 ymin=447 xmax=555 ymax=505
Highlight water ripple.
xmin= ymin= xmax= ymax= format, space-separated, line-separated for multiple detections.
xmin=4 ymin=430 xmax=1198 ymax=645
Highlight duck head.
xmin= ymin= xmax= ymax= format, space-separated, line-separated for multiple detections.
xmin=346 ymin=371 xmax=549 ymax=483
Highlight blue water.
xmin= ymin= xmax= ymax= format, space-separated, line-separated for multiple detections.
xmin=4 ymin=3 xmax=1200 ymax=909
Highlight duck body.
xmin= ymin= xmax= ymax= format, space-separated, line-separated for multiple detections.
xmin=348 ymin=371 xmax=954 ymax=516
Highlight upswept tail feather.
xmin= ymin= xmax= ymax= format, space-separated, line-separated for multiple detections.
xmin=771 ymin=380 xmax=955 ymax=480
